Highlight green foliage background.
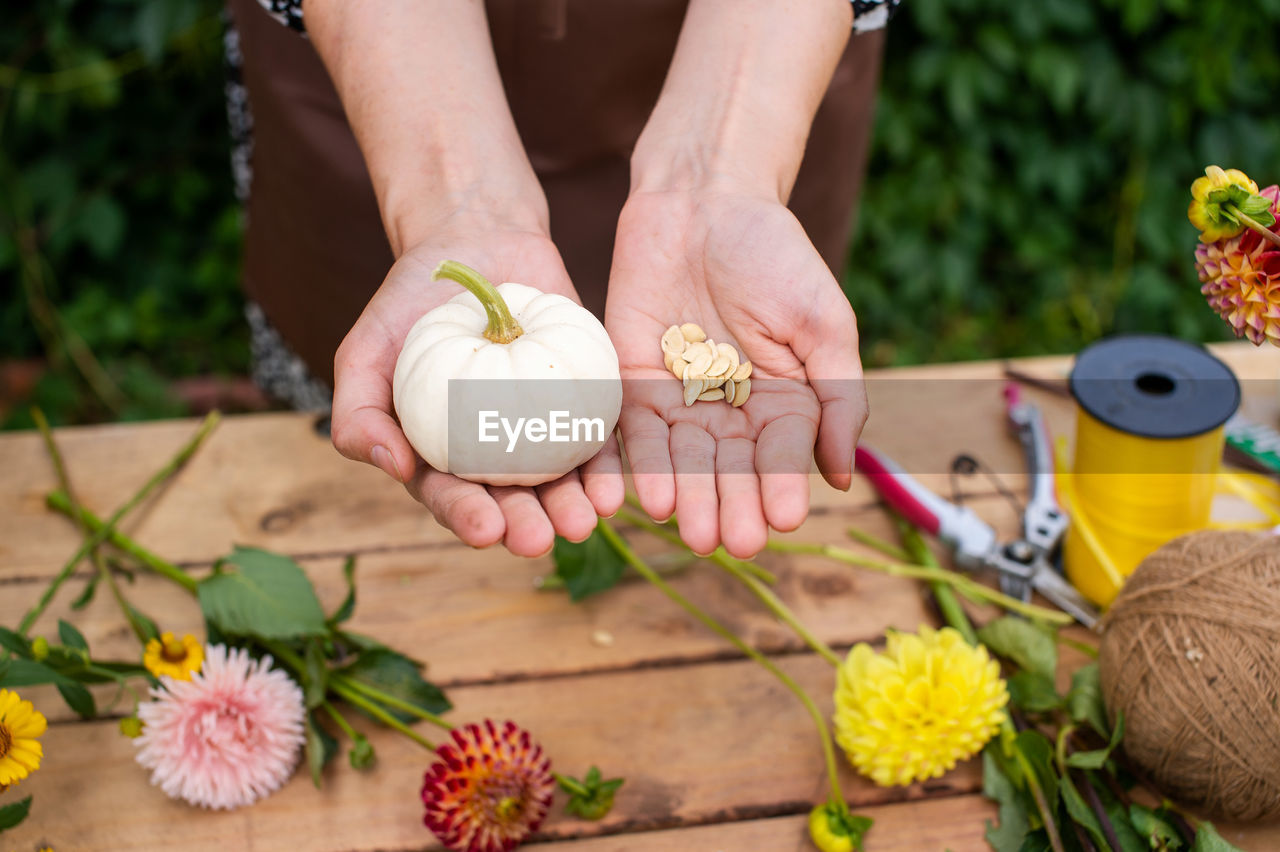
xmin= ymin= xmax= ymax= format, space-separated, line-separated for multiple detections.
xmin=3 ymin=0 xmax=1280 ymax=426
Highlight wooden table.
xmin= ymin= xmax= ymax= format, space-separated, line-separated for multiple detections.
xmin=3 ymin=347 xmax=1278 ymax=851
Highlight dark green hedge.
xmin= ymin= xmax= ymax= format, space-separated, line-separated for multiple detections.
xmin=4 ymin=0 xmax=1279 ymax=425
xmin=847 ymin=0 xmax=1280 ymax=365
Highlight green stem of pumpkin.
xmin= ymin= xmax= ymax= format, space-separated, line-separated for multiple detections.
xmin=432 ymin=259 xmax=523 ymax=343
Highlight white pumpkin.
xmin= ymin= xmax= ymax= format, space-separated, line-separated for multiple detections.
xmin=393 ymin=260 xmax=622 ymax=486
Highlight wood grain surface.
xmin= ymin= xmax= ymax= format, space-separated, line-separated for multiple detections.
xmin=2 ymin=346 xmax=1278 ymax=851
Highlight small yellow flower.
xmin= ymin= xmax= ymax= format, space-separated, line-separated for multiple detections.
xmin=1189 ymin=165 xmax=1261 ymax=242
xmin=808 ymin=803 xmax=872 ymax=852
xmin=143 ymin=632 xmax=204 ymax=681
xmin=0 ymin=688 xmax=47 ymax=789
xmin=833 ymin=626 xmax=1007 ymax=787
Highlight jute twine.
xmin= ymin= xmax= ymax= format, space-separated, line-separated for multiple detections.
xmin=1099 ymin=529 xmax=1280 ymax=822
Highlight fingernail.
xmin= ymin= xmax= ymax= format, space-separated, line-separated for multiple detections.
xmin=371 ymin=445 xmax=402 ymax=482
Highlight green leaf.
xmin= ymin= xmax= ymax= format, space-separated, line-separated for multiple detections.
xmin=58 ymin=619 xmax=89 ymax=652
xmin=978 ymin=617 xmax=1058 ymax=681
xmin=303 ymin=639 xmax=329 ymax=710
xmin=1129 ymin=804 xmax=1184 ymax=850
xmin=306 ymin=712 xmax=337 ymax=789
xmin=1066 ymin=663 xmax=1110 ymax=737
xmin=70 ymin=573 xmax=101 ymax=610
xmin=1059 ymin=776 xmax=1108 ymax=851
xmin=0 ymin=626 xmax=31 ymax=658
xmin=1015 ymin=730 xmax=1060 ymax=815
xmin=0 ymin=659 xmax=82 ymax=688
xmin=197 ymin=547 xmax=328 ymax=640
xmin=128 ymin=605 xmax=160 ymax=643
xmin=327 ymin=555 xmax=358 ymax=626
xmin=0 ymin=795 xmax=32 ymax=831
xmin=1192 ymin=822 xmax=1245 ymax=852
xmin=348 ymin=733 xmax=376 ymax=770
xmin=1007 ymin=671 xmax=1063 ymax=713
xmin=336 ymin=649 xmax=450 ymax=724
xmin=76 ymin=194 xmax=126 ymax=259
xmin=56 ymin=681 xmax=97 ymax=719
xmin=1066 ymin=711 xmax=1125 ymax=770
xmin=559 ymin=766 xmax=626 ymax=820
xmin=1237 ymin=194 xmax=1273 ymax=216
xmin=983 ymin=749 xmax=1031 ymax=851
xmin=1095 ymin=780 xmax=1149 ymax=852
xmin=551 ymin=529 xmax=628 ymax=602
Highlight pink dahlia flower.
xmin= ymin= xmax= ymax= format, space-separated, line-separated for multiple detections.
xmin=134 ymin=644 xmax=306 ymax=810
xmin=422 ymin=720 xmax=555 ymax=852
xmin=1196 ymin=184 xmax=1280 ymax=346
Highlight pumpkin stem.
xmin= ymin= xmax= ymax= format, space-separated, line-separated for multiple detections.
xmin=432 ymin=260 xmax=524 ymax=343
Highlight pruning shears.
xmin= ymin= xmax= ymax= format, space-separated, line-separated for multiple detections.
xmin=854 ymin=385 xmax=1100 ymax=629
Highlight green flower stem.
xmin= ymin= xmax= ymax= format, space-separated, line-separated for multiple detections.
xmin=1013 ymin=745 xmax=1066 ymax=852
xmin=1227 ymin=205 xmax=1280 ymax=250
xmin=594 ymin=520 xmax=846 ymax=808
xmin=331 ymin=681 xmax=437 ymax=751
xmin=21 ymin=411 xmax=218 ymax=635
xmin=897 ymin=525 xmax=979 ymax=646
xmin=44 ymin=490 xmax=198 ymax=594
xmin=32 ymin=408 xmax=150 ymax=645
xmin=321 ymin=700 xmax=362 ymax=742
xmin=332 ymin=674 xmax=454 ymax=732
xmin=845 ymin=526 xmax=911 ymax=562
xmin=621 ymin=494 xmax=776 ymax=584
xmin=616 ymin=508 xmax=839 ymax=666
xmin=432 ymin=260 xmax=523 ymax=343
xmin=765 ymin=540 xmax=1071 ymax=627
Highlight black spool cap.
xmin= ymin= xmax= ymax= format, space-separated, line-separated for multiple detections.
xmin=1068 ymin=335 xmax=1240 ymax=439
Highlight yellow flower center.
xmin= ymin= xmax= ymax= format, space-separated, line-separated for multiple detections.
xmin=494 ymin=796 xmax=523 ymax=822
xmin=162 ymin=637 xmax=190 ymax=663
xmin=0 ymin=721 xmax=11 ymax=759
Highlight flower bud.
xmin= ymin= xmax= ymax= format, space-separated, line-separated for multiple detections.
xmin=119 ymin=716 xmax=144 ymax=738
xmin=31 ymin=636 xmax=49 ymax=661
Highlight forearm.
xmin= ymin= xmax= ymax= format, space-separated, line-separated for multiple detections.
xmin=632 ymin=0 xmax=853 ymax=202
xmin=306 ymin=0 xmax=547 ymax=255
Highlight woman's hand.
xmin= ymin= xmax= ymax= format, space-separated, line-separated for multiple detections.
xmin=606 ymin=189 xmax=867 ymax=559
xmin=331 ymin=220 xmax=624 ymax=556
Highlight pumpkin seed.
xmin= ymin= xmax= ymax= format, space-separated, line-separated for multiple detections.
xmin=731 ymin=361 xmax=752 ymax=382
xmin=723 ymin=379 xmax=736 ymax=405
xmin=706 ymin=354 xmax=732 ymax=378
xmin=697 ymin=387 xmax=726 ymax=402
xmin=683 ymin=380 xmax=703 ymax=407
xmin=731 ymin=377 xmax=750 ymax=407
xmin=671 ymin=356 xmax=689 ymax=379
xmin=663 ymin=350 xmax=675 ymax=371
xmin=685 ymin=346 xmax=713 ymax=376
xmin=717 ymin=342 xmax=740 ymax=373
xmin=661 ymin=325 xmax=687 ymax=356
xmin=680 ymin=322 xmax=706 ymax=343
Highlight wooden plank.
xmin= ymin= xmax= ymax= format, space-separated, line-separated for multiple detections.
xmin=2 ymin=654 xmax=982 ymax=852
xmin=5 ymin=495 xmax=1026 ymax=724
xmin=523 ymin=794 xmax=998 ymax=851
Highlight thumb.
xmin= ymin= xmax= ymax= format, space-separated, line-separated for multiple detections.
xmin=331 ymin=334 xmax=417 ymax=483
xmin=790 ymin=300 xmax=868 ymax=491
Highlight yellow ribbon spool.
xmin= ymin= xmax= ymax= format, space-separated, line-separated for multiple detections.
xmin=1056 ymin=336 xmax=1280 ymax=606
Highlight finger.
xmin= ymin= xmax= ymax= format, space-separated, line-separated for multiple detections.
xmin=791 ymin=305 xmax=866 ymax=491
xmin=755 ymin=413 xmax=816 ymax=533
xmin=670 ymin=421 xmax=719 ymax=555
xmin=716 ymin=437 xmax=768 ymax=559
xmin=536 ymin=471 xmax=599 ymax=543
xmin=581 ymin=433 xmax=625 ymax=518
xmin=331 ymin=332 xmax=417 ymax=484
xmin=412 ymin=466 xmax=506 ymax=548
xmin=490 ymin=486 xmax=557 ymax=558
xmin=619 ymin=406 xmax=675 ymax=521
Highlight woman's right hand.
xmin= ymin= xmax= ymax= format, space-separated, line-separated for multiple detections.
xmin=330 ymin=219 xmax=624 ymax=557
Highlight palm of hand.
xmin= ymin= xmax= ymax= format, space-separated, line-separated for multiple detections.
xmin=332 ymin=225 xmax=621 ymax=556
xmin=606 ymin=192 xmax=864 ymax=557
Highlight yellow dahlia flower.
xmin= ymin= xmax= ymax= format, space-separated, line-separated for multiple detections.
xmin=833 ymin=626 xmax=1007 ymax=787
xmin=143 ymin=632 xmax=204 ymax=681
xmin=1189 ymin=165 xmax=1261 ymax=242
xmin=0 ymin=688 xmax=47 ymax=790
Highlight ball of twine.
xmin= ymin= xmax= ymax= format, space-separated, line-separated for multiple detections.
xmin=1100 ymin=529 xmax=1280 ymax=822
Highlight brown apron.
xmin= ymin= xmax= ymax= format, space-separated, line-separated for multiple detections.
xmin=227 ymin=0 xmax=885 ymax=387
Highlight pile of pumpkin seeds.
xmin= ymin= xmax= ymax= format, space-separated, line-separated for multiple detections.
xmin=659 ymin=323 xmax=752 ymax=408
